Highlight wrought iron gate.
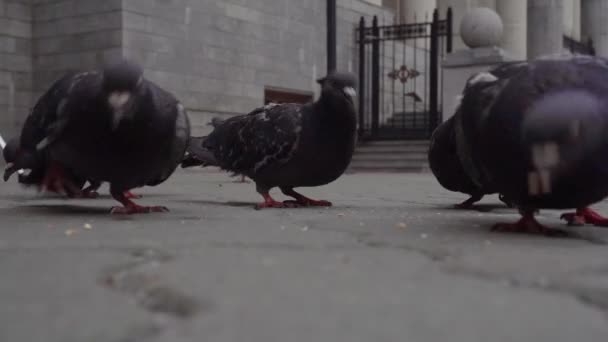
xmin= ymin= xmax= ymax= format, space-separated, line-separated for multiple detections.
xmin=356 ymin=8 xmax=453 ymax=141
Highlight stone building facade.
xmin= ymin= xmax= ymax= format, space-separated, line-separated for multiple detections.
xmin=1 ymin=0 xmax=607 ymax=139
xmin=0 ymin=0 xmax=394 ymax=138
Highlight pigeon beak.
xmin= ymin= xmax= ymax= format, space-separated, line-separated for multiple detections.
xmin=109 ymin=91 xmax=133 ymax=130
xmin=4 ymin=163 xmax=17 ymax=181
xmin=343 ymin=86 xmax=357 ymax=98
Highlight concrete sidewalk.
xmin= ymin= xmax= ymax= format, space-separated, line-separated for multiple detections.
xmin=0 ymin=169 xmax=607 ymax=342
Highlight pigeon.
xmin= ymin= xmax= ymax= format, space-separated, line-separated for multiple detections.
xmin=428 ymin=115 xmax=511 ymax=209
xmin=456 ymin=54 xmax=608 ymax=234
xmin=427 ymin=66 xmax=526 ymax=209
xmin=5 ymin=59 xmax=190 ymax=213
xmin=2 ymin=73 xmax=103 ymax=198
xmin=181 ymin=71 xmax=358 ymax=209
xmin=3 ymin=134 xmax=144 ymax=199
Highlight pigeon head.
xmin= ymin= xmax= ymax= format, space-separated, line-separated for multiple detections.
xmin=102 ymin=59 xmax=145 ymax=130
xmin=2 ymin=138 xmax=37 ymax=182
xmin=2 ymin=137 xmax=19 ymax=164
xmin=317 ymin=72 xmax=358 ymax=104
xmin=3 ymin=137 xmax=21 ymax=181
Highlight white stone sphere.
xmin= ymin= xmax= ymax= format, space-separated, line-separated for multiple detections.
xmin=459 ymin=7 xmax=504 ymax=48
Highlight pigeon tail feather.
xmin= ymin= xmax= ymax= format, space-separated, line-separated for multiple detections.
xmin=181 ymin=136 xmax=218 ymax=168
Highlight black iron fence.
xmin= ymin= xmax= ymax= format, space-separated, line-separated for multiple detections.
xmin=357 ymin=8 xmax=453 ymax=141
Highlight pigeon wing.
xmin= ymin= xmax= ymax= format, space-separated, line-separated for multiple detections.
xmin=205 ymin=103 xmax=303 ymax=175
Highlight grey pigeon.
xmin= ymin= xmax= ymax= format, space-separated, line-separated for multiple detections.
xmin=181 ymin=72 xmax=358 ymax=209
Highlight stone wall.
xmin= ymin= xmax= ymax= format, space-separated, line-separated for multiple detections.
xmin=31 ymin=0 xmax=123 ymax=94
xmin=121 ymin=0 xmax=394 ymax=134
xmin=0 ymin=0 xmax=395 ymax=138
xmin=0 ymin=0 xmax=32 ymax=139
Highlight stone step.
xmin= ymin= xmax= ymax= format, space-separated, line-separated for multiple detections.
xmin=349 ymin=159 xmax=430 ymax=169
xmin=347 ymin=163 xmax=431 ymax=173
xmin=357 ymin=140 xmax=429 ymax=147
xmin=350 ymin=139 xmax=430 ymax=173
xmin=352 ymin=153 xmax=427 ymax=162
xmin=355 ymin=145 xmax=429 ymax=153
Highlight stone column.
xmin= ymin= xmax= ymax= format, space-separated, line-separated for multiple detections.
xmin=562 ymin=0 xmax=581 ymax=40
xmin=496 ymin=0 xmax=527 ymax=60
xmin=399 ymin=0 xmax=437 ymax=23
xmin=527 ymin=0 xmax=564 ymax=59
xmin=581 ymin=0 xmax=608 ymax=57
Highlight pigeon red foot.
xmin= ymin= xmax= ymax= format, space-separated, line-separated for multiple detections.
xmin=40 ymin=162 xmax=83 ymax=197
xmin=110 ymin=188 xmax=167 ymax=214
xmin=281 ymin=188 xmax=332 ymax=208
xmin=560 ymin=207 xmax=608 ymax=227
xmin=255 ymin=193 xmax=291 ymax=210
xmin=124 ymin=191 xmax=142 ymax=199
xmin=491 ymin=211 xmax=566 ymax=236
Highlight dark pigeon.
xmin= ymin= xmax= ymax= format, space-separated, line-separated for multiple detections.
xmin=2 ymin=73 xmax=102 ymax=198
xmin=455 ymin=54 xmax=608 ymax=234
xmin=428 ymin=115 xmax=512 ymax=209
xmin=5 ymin=59 xmax=190 ymax=213
xmin=181 ymin=72 xmax=358 ymax=209
xmin=427 ymin=66 xmax=526 ymax=209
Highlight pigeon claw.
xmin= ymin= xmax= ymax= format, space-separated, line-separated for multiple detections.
xmin=80 ymin=190 xmax=100 ymax=199
xmin=3 ymin=163 xmax=18 ymax=181
xmin=40 ymin=162 xmax=83 ymax=197
xmin=110 ymin=205 xmax=169 ymax=215
xmin=491 ymin=212 xmax=567 ymax=236
xmin=255 ymin=193 xmax=288 ymax=210
xmin=561 ymin=207 xmax=608 ymax=227
xmin=453 ymin=194 xmax=483 ymax=209
xmin=280 ymin=188 xmax=333 ymax=208
xmin=124 ymin=191 xmax=142 ymax=199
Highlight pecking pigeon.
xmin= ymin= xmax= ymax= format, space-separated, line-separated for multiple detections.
xmin=428 ymin=115 xmax=511 ymax=208
xmin=455 ymin=54 xmax=608 ymax=234
xmin=3 ymin=135 xmax=143 ymax=199
xmin=5 ymin=59 xmax=190 ymax=213
xmin=427 ymin=66 xmax=526 ymax=209
xmin=2 ymin=73 xmax=102 ymax=198
xmin=181 ymin=72 xmax=358 ymax=209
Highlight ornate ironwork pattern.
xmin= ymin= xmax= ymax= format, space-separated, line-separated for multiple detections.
xmin=357 ymin=8 xmax=453 ymax=140
xmin=356 ymin=20 xmax=450 ymax=42
xmin=387 ymin=66 xmax=421 ymax=84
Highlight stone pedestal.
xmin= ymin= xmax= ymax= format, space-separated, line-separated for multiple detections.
xmin=441 ymin=7 xmax=519 ymax=122
xmin=581 ymin=0 xmax=608 ymax=57
xmin=398 ymin=0 xmax=437 ymax=23
xmin=563 ymin=0 xmax=581 ymax=40
xmin=496 ymin=0 xmax=527 ymax=60
xmin=527 ymin=0 xmax=564 ymax=59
